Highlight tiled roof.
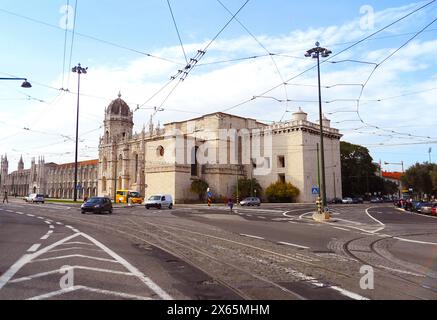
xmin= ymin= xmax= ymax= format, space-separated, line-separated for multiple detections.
xmin=382 ymin=171 xmax=403 ymax=180
xmin=56 ymin=159 xmax=99 ymax=169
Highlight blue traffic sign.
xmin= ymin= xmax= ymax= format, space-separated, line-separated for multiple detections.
xmin=207 ymin=191 xmax=212 ymax=198
xmin=311 ymin=187 xmax=319 ymax=195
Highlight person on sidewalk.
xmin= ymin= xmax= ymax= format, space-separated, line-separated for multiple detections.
xmin=227 ymin=197 xmax=234 ymax=213
xmin=2 ymin=190 xmax=9 ymax=204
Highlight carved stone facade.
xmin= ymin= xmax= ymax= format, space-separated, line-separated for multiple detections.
xmin=0 ymin=155 xmax=98 ymax=199
xmin=98 ymin=95 xmax=343 ymax=203
xmin=1 ymin=94 xmax=343 ymax=203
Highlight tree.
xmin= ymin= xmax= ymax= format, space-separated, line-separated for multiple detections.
xmin=401 ymin=163 xmax=437 ymax=197
xmin=233 ymin=178 xmax=262 ymax=200
xmin=340 ymin=141 xmax=378 ymax=196
xmin=340 ymin=141 xmax=399 ymax=197
xmin=265 ymin=181 xmax=300 ymax=203
xmin=190 ymin=179 xmax=209 ymax=201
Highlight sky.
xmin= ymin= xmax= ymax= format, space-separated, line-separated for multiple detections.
xmin=0 ymin=0 xmax=436 ymax=173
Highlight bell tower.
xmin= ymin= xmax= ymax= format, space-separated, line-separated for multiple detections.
xmin=18 ymin=155 xmax=24 ymax=171
xmin=103 ymin=92 xmax=134 ymax=145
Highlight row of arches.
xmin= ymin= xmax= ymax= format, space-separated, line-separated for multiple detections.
xmin=47 ymin=187 xmax=97 ymax=199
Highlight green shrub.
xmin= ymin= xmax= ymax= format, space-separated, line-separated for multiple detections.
xmin=265 ymin=181 xmax=300 ymax=203
xmin=233 ymin=178 xmax=263 ymax=200
xmin=190 ymin=179 xmax=209 ymax=201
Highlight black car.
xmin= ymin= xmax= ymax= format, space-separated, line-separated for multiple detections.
xmin=81 ymin=197 xmax=113 ymax=214
xmin=352 ymin=197 xmax=364 ymax=204
xmin=329 ymin=198 xmax=343 ymax=204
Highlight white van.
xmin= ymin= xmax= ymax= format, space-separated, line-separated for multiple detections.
xmin=145 ymin=194 xmax=173 ymax=210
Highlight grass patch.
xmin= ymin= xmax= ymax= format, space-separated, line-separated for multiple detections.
xmin=46 ymin=199 xmax=82 ymax=204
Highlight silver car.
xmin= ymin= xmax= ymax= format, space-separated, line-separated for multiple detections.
xmin=25 ymin=193 xmax=45 ymax=204
xmin=240 ymin=197 xmax=261 ymax=206
xmin=342 ymin=197 xmax=353 ymax=204
xmin=420 ymin=202 xmax=436 ymax=215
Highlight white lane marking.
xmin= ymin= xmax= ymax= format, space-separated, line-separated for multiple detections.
xmin=27 ymin=244 xmax=42 ymax=253
xmin=282 ymin=208 xmax=309 ymax=218
xmin=365 ymin=207 xmax=385 ymax=233
xmin=56 ymin=222 xmax=63 ymax=225
xmin=6 ymin=210 xmax=14 ymax=213
xmin=2 ymin=232 xmax=172 ymax=300
xmin=62 ymin=241 xmax=94 ymax=246
xmin=393 ymin=236 xmax=437 ymax=246
xmin=284 ymin=266 xmax=368 ymax=300
xmin=31 ymin=254 xmax=119 ymax=264
xmin=11 ymin=266 xmax=136 ymax=283
xmin=239 ymin=234 xmax=265 ymax=240
xmin=333 ymin=227 xmax=350 ymax=232
xmin=376 ymin=265 xmax=425 ymax=277
xmin=37 ymin=217 xmax=44 ymax=220
xmin=288 ymin=221 xmax=298 ymax=224
xmin=277 ymin=241 xmax=310 ymax=250
xmin=79 ymin=232 xmax=173 ymax=300
xmin=0 ymin=233 xmax=79 ymax=290
xmin=28 ymin=286 xmax=151 ymax=300
xmin=40 ymin=230 xmax=53 ymax=240
xmin=49 ymin=225 xmax=54 ymax=229
xmin=44 ymin=221 xmax=51 ymax=225
xmin=26 ymin=214 xmax=34 ymax=217
xmin=400 ymin=208 xmax=437 ymax=220
xmin=330 ymin=286 xmax=369 ymax=300
xmin=17 ymin=212 xmax=24 ymax=215
xmin=299 ymin=212 xmax=314 ymax=220
xmin=47 ymin=247 xmax=104 ymax=254
xmin=66 ymin=225 xmax=74 ymax=229
xmin=72 ymin=229 xmax=80 ymax=233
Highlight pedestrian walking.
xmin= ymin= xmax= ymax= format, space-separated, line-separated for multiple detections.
xmin=2 ymin=190 xmax=8 ymax=204
xmin=228 ymin=197 xmax=234 ymax=213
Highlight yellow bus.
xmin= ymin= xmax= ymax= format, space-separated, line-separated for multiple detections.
xmin=115 ymin=190 xmax=144 ymax=204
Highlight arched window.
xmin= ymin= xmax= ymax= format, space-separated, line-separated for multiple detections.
xmin=106 ymin=131 xmax=110 ymax=143
xmin=157 ymin=146 xmax=165 ymax=157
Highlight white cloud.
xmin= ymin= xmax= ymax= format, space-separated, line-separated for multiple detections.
xmin=1 ymin=1 xmax=436 ymax=170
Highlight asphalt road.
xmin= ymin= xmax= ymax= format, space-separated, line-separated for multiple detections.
xmin=1 ymin=199 xmax=437 ymax=300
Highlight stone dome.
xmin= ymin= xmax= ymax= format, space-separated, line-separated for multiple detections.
xmin=107 ymin=92 xmax=130 ymax=116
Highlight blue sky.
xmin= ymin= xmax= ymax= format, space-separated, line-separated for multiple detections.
xmin=0 ymin=0 xmax=436 ymax=172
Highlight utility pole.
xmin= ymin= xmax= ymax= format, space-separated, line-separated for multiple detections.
xmin=72 ymin=63 xmax=88 ymax=202
xmin=305 ymin=42 xmax=332 ymax=211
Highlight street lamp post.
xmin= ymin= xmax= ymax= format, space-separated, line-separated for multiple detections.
xmin=0 ymin=77 xmax=32 ymax=88
xmin=72 ymin=63 xmax=88 ymax=202
xmin=305 ymin=42 xmax=332 ymax=211
xmin=384 ymin=161 xmax=404 ymax=173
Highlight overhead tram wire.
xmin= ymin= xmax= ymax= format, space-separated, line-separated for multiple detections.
xmin=66 ymin=0 xmax=79 ymax=89
xmin=0 ymin=7 xmax=183 ymax=66
xmin=138 ymin=0 xmax=251 ymax=112
xmin=354 ymin=16 xmax=437 ymax=141
xmin=166 ymin=0 xmax=188 ymax=65
xmin=216 ymin=0 xmax=290 ymax=114
xmin=61 ymin=0 xmax=70 ymax=91
xmin=219 ymin=0 xmax=436 ymax=114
